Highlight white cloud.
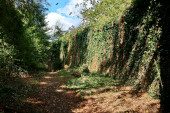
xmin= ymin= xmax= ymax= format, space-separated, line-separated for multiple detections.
xmin=57 ymin=0 xmax=93 ymax=17
xmin=45 ymin=12 xmax=81 ymax=35
xmin=45 ymin=0 xmax=99 ymax=35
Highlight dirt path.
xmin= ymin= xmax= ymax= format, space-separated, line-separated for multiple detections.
xmin=22 ymin=72 xmax=160 ymax=113
xmin=24 ymin=72 xmax=84 ymax=113
xmin=2 ymin=72 xmax=160 ymax=113
xmin=73 ymin=87 xmax=160 ymax=113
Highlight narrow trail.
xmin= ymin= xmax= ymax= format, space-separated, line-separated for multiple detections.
xmin=18 ymin=72 xmax=160 ymax=113
xmin=25 ymin=72 xmax=84 ymax=113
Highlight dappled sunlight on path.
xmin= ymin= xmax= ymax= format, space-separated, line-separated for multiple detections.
xmin=18 ymin=72 xmax=160 ymax=113
xmin=24 ymin=72 xmax=85 ymax=113
xmin=73 ymin=89 xmax=160 ymax=113
xmin=73 ymin=87 xmax=160 ymax=113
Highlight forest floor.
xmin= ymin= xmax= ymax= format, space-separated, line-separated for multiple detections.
xmin=0 ymin=72 xmax=160 ymax=113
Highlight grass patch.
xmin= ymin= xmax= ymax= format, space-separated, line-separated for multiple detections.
xmin=57 ymin=68 xmax=73 ymax=77
xmin=56 ymin=67 xmax=120 ymax=95
xmin=66 ymin=73 xmax=120 ymax=95
xmin=67 ymin=76 xmax=117 ymax=89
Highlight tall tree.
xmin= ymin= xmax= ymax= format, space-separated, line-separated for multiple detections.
xmin=0 ymin=0 xmax=50 ymax=75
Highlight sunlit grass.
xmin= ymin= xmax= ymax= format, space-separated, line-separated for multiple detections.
xmin=67 ymin=76 xmax=116 ymax=89
xmin=57 ymin=68 xmax=73 ymax=77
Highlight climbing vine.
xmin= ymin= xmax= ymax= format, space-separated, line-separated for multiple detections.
xmin=52 ymin=0 xmax=166 ymax=98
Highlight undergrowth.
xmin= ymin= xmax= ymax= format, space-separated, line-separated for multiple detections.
xmin=0 ymin=71 xmax=45 ymax=110
xmin=57 ymin=68 xmax=73 ymax=77
xmin=57 ymin=67 xmax=160 ymax=98
xmin=69 ymin=72 xmax=121 ymax=94
xmin=57 ymin=67 xmax=120 ymax=95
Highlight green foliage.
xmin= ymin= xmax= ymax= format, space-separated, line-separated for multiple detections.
xmin=80 ymin=0 xmax=131 ymax=26
xmin=148 ymin=77 xmax=160 ymax=99
xmin=66 ymin=74 xmax=116 ymax=89
xmin=0 ymin=0 xmax=50 ymax=76
xmin=52 ymin=0 xmax=164 ymax=97
xmin=0 ymin=1 xmax=50 ymax=109
xmin=48 ymin=40 xmax=64 ymax=71
xmin=57 ymin=69 xmax=73 ymax=77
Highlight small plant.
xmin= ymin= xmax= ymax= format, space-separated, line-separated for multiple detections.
xmin=80 ymin=90 xmax=85 ymax=94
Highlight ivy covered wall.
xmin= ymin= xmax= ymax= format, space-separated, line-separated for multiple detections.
xmin=52 ymin=0 xmax=168 ymax=96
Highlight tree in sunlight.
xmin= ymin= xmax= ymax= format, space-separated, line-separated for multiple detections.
xmin=0 ymin=0 xmax=50 ymax=76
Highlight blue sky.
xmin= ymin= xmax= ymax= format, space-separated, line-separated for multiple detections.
xmin=45 ymin=0 xmax=70 ymax=14
xmin=45 ymin=0 xmax=89 ymax=35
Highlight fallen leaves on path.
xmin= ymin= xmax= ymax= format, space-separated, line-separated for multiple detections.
xmin=4 ymin=72 xmax=160 ymax=113
xmin=23 ymin=72 xmax=84 ymax=113
xmin=73 ymin=87 xmax=160 ymax=113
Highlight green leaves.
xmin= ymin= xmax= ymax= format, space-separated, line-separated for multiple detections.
xmin=0 ymin=0 xmax=50 ymax=74
xmin=80 ymin=0 xmax=131 ymax=26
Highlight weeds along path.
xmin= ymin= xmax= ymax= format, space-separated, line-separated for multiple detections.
xmin=24 ymin=72 xmax=84 ymax=113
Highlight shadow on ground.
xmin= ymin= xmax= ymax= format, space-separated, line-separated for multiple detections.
xmin=0 ymin=72 xmax=85 ymax=113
